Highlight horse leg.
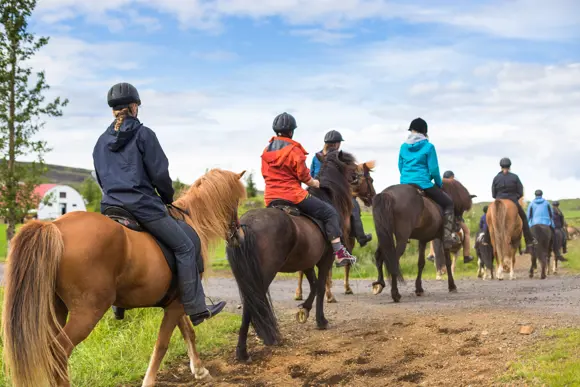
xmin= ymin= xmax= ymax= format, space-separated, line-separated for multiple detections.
xmin=510 ymin=250 xmax=517 ymax=280
xmin=236 ymin=304 xmax=253 ymax=363
xmin=372 ymin=247 xmax=386 ymax=295
xmin=390 ymin=236 xmax=408 ymax=302
xmin=415 ymin=241 xmax=426 ymax=296
xmin=295 ymin=271 xmax=304 ymax=301
xmin=344 ymin=264 xmax=353 ymax=295
xmin=53 ymin=306 xmax=109 ymax=386
xmin=297 ymin=268 xmax=317 ymax=324
xmin=445 ymin=249 xmax=457 ymax=293
xmin=315 ymin=254 xmax=332 ymax=330
xmin=177 ymin=315 xmax=211 ymax=381
xmin=540 ymin=255 xmax=547 ymax=280
xmin=325 ymin=267 xmax=337 ymax=303
xmin=142 ymin=305 xmax=183 ymax=387
xmin=529 ymin=255 xmax=535 ymax=278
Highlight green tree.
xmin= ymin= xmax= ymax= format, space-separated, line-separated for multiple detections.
xmin=0 ymin=0 xmax=68 ymax=243
xmin=80 ymin=176 xmax=102 ymax=211
xmin=173 ymin=178 xmax=188 ymax=197
xmin=245 ymin=172 xmax=257 ymax=198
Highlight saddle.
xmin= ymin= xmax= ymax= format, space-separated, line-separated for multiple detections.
xmin=267 ymin=199 xmax=327 ymax=237
xmin=102 ymin=205 xmax=203 ymax=312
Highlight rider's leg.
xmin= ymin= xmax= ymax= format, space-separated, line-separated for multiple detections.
xmin=512 ymin=200 xmax=537 ymax=250
xmin=460 ymin=222 xmax=474 ymax=263
xmin=350 ymin=197 xmax=372 ymax=247
xmin=423 ymin=186 xmax=457 ymax=248
xmin=141 ymin=215 xmax=225 ymax=326
xmin=296 ymin=194 xmax=357 ymax=266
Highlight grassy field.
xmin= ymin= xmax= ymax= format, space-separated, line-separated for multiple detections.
xmin=501 ymin=328 xmax=580 ymax=386
xmin=0 ymin=286 xmax=241 ymax=387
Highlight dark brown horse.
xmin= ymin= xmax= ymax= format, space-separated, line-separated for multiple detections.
xmin=2 ymin=169 xmax=247 ymax=387
xmin=529 ymin=224 xmax=553 ymax=279
xmin=294 ymin=160 xmax=376 ymax=303
xmin=371 ymin=178 xmax=474 ymax=302
xmin=225 ymin=150 xmax=358 ymax=362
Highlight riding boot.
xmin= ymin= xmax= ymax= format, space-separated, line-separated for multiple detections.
xmin=442 ymin=210 xmax=459 ymax=249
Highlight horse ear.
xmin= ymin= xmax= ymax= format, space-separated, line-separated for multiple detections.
xmin=238 ymin=170 xmax=246 ymax=179
xmin=470 ymin=194 xmax=477 ymax=198
xmin=364 ymin=160 xmax=376 ymax=171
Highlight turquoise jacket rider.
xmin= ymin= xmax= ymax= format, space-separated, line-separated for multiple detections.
xmin=527 ymin=197 xmax=554 ymax=227
xmin=398 ymin=133 xmax=443 ymax=189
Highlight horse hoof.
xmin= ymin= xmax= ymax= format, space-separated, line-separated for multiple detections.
xmin=392 ymin=294 xmax=402 ymax=303
xmin=294 ymin=295 xmax=303 ymax=301
xmin=415 ymin=290 xmax=424 ymax=297
xmin=449 ymin=288 xmax=457 ymax=293
xmin=194 ymin=367 xmax=211 ymax=380
xmin=316 ymin=321 xmax=329 ymax=330
xmin=372 ymin=284 xmax=384 ymax=295
xmin=296 ymin=308 xmax=309 ymax=324
xmin=326 ymin=296 xmax=337 ymax=303
xmin=345 ymin=289 xmax=354 ymax=295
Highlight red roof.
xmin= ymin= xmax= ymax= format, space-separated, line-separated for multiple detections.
xmin=34 ymin=184 xmax=58 ymax=198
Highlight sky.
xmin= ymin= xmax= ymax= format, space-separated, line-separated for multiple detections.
xmin=23 ymin=0 xmax=580 ymax=202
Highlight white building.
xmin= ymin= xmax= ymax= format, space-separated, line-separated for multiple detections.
xmin=34 ymin=184 xmax=87 ymax=220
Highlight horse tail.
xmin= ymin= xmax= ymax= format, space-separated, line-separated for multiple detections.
xmin=226 ymin=224 xmax=279 ymax=345
xmin=490 ymin=199 xmax=508 ymax=265
xmin=373 ymin=192 xmax=404 ymax=283
xmin=2 ymin=221 xmax=68 ymax=387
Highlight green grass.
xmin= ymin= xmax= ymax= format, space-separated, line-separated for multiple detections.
xmin=501 ymin=328 xmax=580 ymax=386
xmin=0 ymin=287 xmax=241 ymax=387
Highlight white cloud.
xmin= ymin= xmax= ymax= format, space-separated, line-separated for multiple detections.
xmin=290 ymin=28 xmax=354 ymax=44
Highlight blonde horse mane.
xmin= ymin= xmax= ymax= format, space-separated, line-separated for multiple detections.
xmin=171 ymin=169 xmax=247 ymax=271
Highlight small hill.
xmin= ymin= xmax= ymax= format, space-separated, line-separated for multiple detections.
xmin=19 ymin=162 xmax=93 ymax=190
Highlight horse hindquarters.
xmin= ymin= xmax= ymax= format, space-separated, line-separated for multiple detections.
xmin=226 ymin=224 xmax=280 ymax=360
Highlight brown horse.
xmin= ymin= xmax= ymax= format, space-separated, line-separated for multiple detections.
xmin=371 ymin=178 xmax=474 ymax=303
xmin=294 ymin=160 xmax=376 ymax=303
xmin=225 ymin=150 xmax=358 ymax=362
xmin=486 ymin=198 xmax=523 ymax=280
xmin=2 ymin=169 xmax=247 ymax=387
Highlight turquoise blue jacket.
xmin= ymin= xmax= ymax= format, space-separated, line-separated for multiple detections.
xmin=398 ymin=133 xmax=442 ymax=189
xmin=527 ymin=197 xmax=554 ymax=227
xmin=309 ymin=151 xmax=324 ymax=178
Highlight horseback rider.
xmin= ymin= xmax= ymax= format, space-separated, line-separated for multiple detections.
xmin=528 ymin=190 xmax=565 ymax=262
xmin=310 ymin=130 xmax=373 ymax=247
xmin=398 ymin=118 xmax=458 ymax=248
xmin=479 ymin=205 xmax=489 ymax=232
xmin=491 ymin=158 xmax=537 ymax=251
xmin=552 ymin=201 xmax=568 ymax=258
xmin=93 ymin=82 xmax=226 ymax=326
xmin=261 ymin=112 xmax=357 ymax=267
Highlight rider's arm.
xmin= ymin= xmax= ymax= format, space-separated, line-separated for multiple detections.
xmin=491 ymin=176 xmax=497 ymax=198
xmin=138 ymin=128 xmax=175 ymax=204
xmin=516 ymin=176 xmax=524 ymax=199
xmin=427 ymin=145 xmax=443 ymax=188
xmin=294 ymin=149 xmax=316 ymax=187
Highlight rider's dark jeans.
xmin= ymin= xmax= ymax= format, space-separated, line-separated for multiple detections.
xmin=423 ymin=186 xmax=453 ymax=213
xmin=296 ymin=194 xmax=342 ymax=240
xmin=350 ymin=197 xmax=366 ymax=239
xmin=141 ymin=215 xmax=206 ymax=315
xmin=511 ymin=199 xmax=534 ymax=243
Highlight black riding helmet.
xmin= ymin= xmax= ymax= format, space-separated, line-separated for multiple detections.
xmin=107 ymin=82 xmax=141 ymax=110
xmin=324 ymin=130 xmax=344 ymax=143
xmin=273 ymin=112 xmax=297 ymax=135
xmin=443 ymin=170 xmax=454 ymax=179
xmin=535 ymin=189 xmax=543 ymax=197
xmin=500 ymin=157 xmax=511 ymax=169
xmin=409 ymin=117 xmax=428 ymax=135
xmin=553 ymin=201 xmax=560 ymax=207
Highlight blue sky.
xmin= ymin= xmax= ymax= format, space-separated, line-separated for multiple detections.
xmin=26 ymin=0 xmax=580 ymax=201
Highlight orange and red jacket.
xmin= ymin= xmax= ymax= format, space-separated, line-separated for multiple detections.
xmin=261 ymin=136 xmax=313 ymax=206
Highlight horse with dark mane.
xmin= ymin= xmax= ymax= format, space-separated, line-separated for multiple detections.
xmin=2 ymin=169 xmax=247 ymax=387
xmin=294 ymin=160 xmax=376 ymax=303
xmin=371 ymin=178 xmax=474 ymax=302
xmin=225 ymin=150 xmax=359 ymax=362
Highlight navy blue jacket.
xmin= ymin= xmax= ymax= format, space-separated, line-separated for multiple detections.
xmin=93 ymin=116 xmax=174 ymax=222
xmin=491 ymin=171 xmax=523 ymax=202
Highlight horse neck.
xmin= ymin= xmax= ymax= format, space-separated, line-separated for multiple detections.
xmin=320 ymin=170 xmax=352 ymax=220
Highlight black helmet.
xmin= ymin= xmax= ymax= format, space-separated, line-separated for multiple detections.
xmin=535 ymin=189 xmax=543 ymax=197
xmin=443 ymin=170 xmax=454 ymax=179
xmin=483 ymin=205 xmax=488 ymax=213
xmin=552 ymin=200 xmax=560 ymax=207
xmin=499 ymin=157 xmax=511 ymax=168
xmin=107 ymin=82 xmax=141 ymax=109
xmin=409 ymin=117 xmax=428 ymax=134
xmin=273 ymin=112 xmax=297 ymax=134
xmin=324 ymin=130 xmax=344 ymax=143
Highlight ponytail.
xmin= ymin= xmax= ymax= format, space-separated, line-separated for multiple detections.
xmin=113 ymin=108 xmax=130 ymax=131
